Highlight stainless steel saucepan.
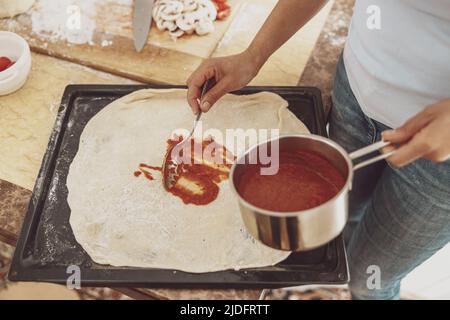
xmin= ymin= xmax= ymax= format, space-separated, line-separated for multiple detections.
xmin=229 ymin=134 xmax=395 ymax=251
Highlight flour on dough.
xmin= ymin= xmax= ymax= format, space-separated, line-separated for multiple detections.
xmin=0 ymin=0 xmax=35 ymax=18
xmin=67 ymin=89 xmax=310 ymax=273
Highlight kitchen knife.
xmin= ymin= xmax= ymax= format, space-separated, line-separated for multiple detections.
xmin=133 ymin=0 xmax=155 ymax=52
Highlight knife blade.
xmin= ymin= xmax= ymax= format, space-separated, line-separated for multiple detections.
xmin=133 ymin=0 xmax=155 ymax=52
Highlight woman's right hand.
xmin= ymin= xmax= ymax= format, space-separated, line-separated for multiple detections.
xmin=186 ymin=50 xmax=263 ymax=114
xmin=186 ymin=0 xmax=328 ymax=114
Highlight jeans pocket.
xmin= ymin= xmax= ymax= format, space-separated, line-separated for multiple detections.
xmin=364 ymin=115 xmax=377 ymax=144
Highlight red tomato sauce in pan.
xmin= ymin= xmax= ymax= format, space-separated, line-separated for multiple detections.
xmin=237 ymin=150 xmax=346 ymax=212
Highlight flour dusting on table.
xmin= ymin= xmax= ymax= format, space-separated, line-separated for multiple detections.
xmin=30 ymin=0 xmax=132 ymax=45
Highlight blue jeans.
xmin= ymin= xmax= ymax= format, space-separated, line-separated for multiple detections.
xmin=329 ymin=55 xmax=450 ymax=300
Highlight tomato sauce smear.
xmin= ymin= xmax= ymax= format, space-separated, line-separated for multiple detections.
xmin=135 ymin=136 xmax=235 ymax=206
xmin=237 ymin=150 xmax=346 ymax=212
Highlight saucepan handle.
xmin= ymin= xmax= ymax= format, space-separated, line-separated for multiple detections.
xmin=349 ymin=140 xmax=396 ymax=171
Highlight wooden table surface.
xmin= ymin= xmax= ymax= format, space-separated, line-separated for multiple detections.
xmin=0 ymin=0 xmax=352 ymax=300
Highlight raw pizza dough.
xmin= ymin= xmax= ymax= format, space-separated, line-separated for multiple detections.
xmin=0 ymin=0 xmax=35 ymax=18
xmin=67 ymin=89 xmax=309 ymax=273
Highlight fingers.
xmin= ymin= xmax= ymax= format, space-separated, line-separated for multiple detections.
xmin=382 ymin=101 xmax=450 ymax=166
xmin=200 ymin=78 xmax=231 ymax=112
xmin=426 ymin=150 xmax=450 ymax=163
xmin=382 ymin=108 xmax=434 ymax=144
xmin=187 ymin=65 xmax=217 ymax=114
xmin=382 ymin=106 xmax=439 ymax=166
xmin=187 ymin=85 xmax=201 ymax=114
xmin=387 ymin=132 xmax=432 ymax=167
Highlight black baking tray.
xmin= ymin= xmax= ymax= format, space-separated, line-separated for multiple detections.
xmin=9 ymin=85 xmax=348 ymax=288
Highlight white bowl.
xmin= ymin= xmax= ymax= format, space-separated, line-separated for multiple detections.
xmin=0 ymin=31 xmax=32 ymax=96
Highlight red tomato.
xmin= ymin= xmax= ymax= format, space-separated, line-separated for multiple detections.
xmin=212 ymin=0 xmax=231 ymax=20
xmin=0 ymin=57 xmax=14 ymax=72
xmin=217 ymin=8 xmax=231 ymax=20
xmin=217 ymin=2 xmax=230 ymax=10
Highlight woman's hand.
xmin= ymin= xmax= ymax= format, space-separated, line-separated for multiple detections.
xmin=382 ymin=99 xmax=450 ymax=167
xmin=186 ymin=0 xmax=328 ymax=114
xmin=186 ymin=50 xmax=262 ymax=114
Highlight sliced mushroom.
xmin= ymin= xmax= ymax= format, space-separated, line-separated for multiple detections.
xmin=156 ymin=17 xmax=165 ymax=30
xmin=154 ymin=0 xmax=184 ymax=21
xmin=182 ymin=0 xmax=198 ymax=13
xmin=157 ymin=19 xmax=178 ymax=31
xmin=154 ymin=0 xmax=218 ymax=39
xmin=169 ymin=29 xmax=185 ymax=39
xmin=152 ymin=4 xmax=163 ymax=20
xmin=197 ymin=0 xmax=217 ymax=21
xmin=195 ymin=18 xmax=214 ymax=36
xmin=176 ymin=12 xmax=197 ymax=32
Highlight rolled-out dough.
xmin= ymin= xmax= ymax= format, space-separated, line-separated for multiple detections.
xmin=0 ymin=0 xmax=35 ymax=18
xmin=67 ymin=89 xmax=309 ymax=273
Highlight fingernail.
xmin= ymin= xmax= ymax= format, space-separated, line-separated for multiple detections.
xmin=202 ymin=101 xmax=211 ymax=111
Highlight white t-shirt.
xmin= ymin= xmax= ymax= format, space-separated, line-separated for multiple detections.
xmin=344 ymin=0 xmax=450 ymax=128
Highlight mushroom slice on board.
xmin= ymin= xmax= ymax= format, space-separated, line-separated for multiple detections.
xmin=176 ymin=12 xmax=197 ymax=32
xmin=197 ymin=0 xmax=217 ymax=21
xmin=154 ymin=0 xmax=184 ymax=21
xmin=169 ymin=29 xmax=185 ymax=39
xmin=153 ymin=0 xmax=219 ymax=39
xmin=182 ymin=0 xmax=198 ymax=12
xmin=195 ymin=18 xmax=214 ymax=35
xmin=157 ymin=19 xmax=178 ymax=31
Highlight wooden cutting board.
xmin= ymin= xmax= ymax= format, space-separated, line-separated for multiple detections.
xmin=214 ymin=0 xmax=334 ymax=86
xmin=0 ymin=0 xmax=334 ymax=85
xmin=0 ymin=0 xmax=244 ymax=84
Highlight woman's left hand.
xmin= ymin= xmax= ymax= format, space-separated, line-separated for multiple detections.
xmin=382 ymin=99 xmax=450 ymax=167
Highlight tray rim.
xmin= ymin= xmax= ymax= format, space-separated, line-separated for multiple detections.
xmin=8 ymin=84 xmax=348 ymax=289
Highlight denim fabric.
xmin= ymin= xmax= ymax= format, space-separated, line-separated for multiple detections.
xmin=329 ymin=54 xmax=450 ymax=300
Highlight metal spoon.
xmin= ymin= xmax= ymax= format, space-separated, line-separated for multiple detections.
xmin=162 ymin=78 xmax=216 ymax=190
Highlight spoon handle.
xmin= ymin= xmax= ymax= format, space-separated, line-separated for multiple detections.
xmin=190 ymin=78 xmax=216 ymax=138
